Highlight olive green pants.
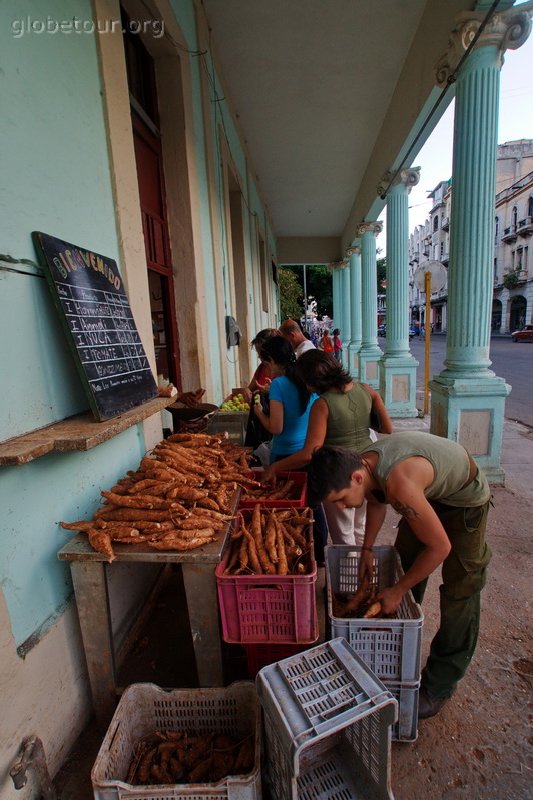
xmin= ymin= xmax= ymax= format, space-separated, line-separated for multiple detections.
xmin=395 ymin=500 xmax=492 ymax=698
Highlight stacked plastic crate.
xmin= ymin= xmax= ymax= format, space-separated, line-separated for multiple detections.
xmin=325 ymin=545 xmax=424 ymax=741
xmin=256 ymin=638 xmax=398 ymax=800
xmin=216 ymin=472 xmax=319 ymax=677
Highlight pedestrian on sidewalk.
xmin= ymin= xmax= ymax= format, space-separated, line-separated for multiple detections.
xmin=306 ymin=431 xmax=492 ymax=719
xmin=332 ymin=328 xmax=342 ymax=359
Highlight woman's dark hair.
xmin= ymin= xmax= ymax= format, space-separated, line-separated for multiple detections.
xmin=308 ymin=445 xmax=364 ymax=504
xmin=333 ymin=328 xmax=340 ymax=336
xmin=295 ymin=349 xmax=352 ymax=394
xmin=251 ymin=327 xmax=278 ymax=349
xmin=259 ymin=335 xmax=310 ymax=414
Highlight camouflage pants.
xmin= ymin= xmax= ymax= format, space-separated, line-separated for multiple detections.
xmin=395 ymin=500 xmax=492 ymax=698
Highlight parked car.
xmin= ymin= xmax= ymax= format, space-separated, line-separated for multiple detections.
xmin=377 ymin=324 xmax=386 ymax=337
xmin=511 ymin=324 xmax=533 ymax=342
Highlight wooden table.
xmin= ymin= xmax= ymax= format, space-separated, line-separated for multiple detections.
xmin=58 ymin=523 xmax=233 ymax=728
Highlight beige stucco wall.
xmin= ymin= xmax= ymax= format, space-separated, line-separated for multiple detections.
xmin=0 ymin=590 xmax=91 ymax=800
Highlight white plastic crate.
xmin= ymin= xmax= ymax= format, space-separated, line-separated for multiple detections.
xmin=91 ymin=682 xmax=261 ymax=800
xmin=256 ymin=638 xmax=397 ymax=800
xmin=325 ymin=545 xmax=424 ymax=683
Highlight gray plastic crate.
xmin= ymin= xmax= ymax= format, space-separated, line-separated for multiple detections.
xmin=325 ymin=545 xmax=424 ymax=684
xmin=91 ymin=682 xmax=261 ymax=800
xmin=387 ymin=681 xmax=420 ymax=743
xmin=256 ymin=638 xmax=397 ymax=800
xmin=207 ymin=409 xmax=248 ymax=444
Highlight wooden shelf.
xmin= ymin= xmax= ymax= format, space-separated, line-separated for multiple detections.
xmin=0 ymin=396 xmax=176 ymax=466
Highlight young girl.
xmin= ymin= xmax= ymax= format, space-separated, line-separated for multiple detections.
xmin=332 ymin=328 xmax=342 ymax=359
xmin=252 ymin=336 xmax=316 ymax=461
xmin=318 ymin=328 xmax=334 ymax=354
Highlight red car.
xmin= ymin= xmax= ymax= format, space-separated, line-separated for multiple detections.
xmin=511 ymin=324 xmax=533 ymax=342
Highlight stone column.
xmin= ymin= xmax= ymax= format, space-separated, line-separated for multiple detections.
xmin=357 ymin=222 xmax=383 ymax=387
xmin=377 ymin=169 xmax=420 ymax=416
xmin=430 ymin=7 xmax=531 ymax=482
xmin=339 ymin=260 xmax=351 ymax=368
xmin=346 ymin=244 xmax=362 ymax=377
xmin=331 ymin=264 xmax=342 ymax=342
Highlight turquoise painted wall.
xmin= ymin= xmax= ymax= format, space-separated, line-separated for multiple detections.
xmin=1 ymin=0 xmax=121 ymax=438
xmin=0 ymin=0 xmax=146 ymax=646
xmin=170 ymin=0 xmax=277 ymax=395
xmin=1 ymin=0 xmax=278 ymax=647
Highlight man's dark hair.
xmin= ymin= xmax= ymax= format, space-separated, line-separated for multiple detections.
xmin=295 ymin=349 xmax=351 ymax=394
xmin=308 ymin=445 xmax=364 ymax=504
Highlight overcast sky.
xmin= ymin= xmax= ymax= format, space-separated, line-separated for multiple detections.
xmin=377 ymin=17 xmax=533 ymax=249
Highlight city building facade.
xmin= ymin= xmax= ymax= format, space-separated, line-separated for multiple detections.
xmin=408 ymin=139 xmax=533 ymax=333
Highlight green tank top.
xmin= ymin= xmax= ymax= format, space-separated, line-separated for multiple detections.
xmin=322 ymin=384 xmax=373 ymax=451
xmin=362 ymin=431 xmax=490 ymax=507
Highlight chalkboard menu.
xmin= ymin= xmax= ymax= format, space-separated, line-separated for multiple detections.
xmin=33 ymin=231 xmax=158 ymax=421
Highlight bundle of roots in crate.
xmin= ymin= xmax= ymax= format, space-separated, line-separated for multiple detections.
xmin=240 ymin=475 xmax=299 ymax=502
xmin=58 ymin=432 xmax=261 ymax=561
xmin=333 ymin=571 xmax=384 ymax=619
xmin=125 ymin=729 xmax=255 ymax=785
xmin=223 ymin=505 xmax=313 ymax=576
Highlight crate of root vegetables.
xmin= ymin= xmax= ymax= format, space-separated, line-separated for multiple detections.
xmin=326 ymin=544 xmax=424 ymax=684
xmin=216 ymin=506 xmax=317 ymax=644
xmin=91 ymin=681 xmax=261 ymax=800
xmin=238 ymin=471 xmax=307 ymax=510
xmin=58 ymin=432 xmax=252 ymax=562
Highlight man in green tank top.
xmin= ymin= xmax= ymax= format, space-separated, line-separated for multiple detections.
xmin=307 ymin=432 xmax=492 ymax=720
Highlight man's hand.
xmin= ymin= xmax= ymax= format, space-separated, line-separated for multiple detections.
xmin=358 ymin=549 xmax=374 ymax=585
xmin=376 ymin=584 xmax=405 ymax=616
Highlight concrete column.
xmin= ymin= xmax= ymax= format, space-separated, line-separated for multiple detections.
xmin=430 ymin=7 xmax=531 ymax=482
xmin=339 ymin=260 xmax=351 ymax=368
xmin=357 ymin=222 xmax=383 ymax=387
xmin=346 ymin=244 xmax=362 ymax=378
xmin=378 ymin=169 xmax=420 ymax=416
xmin=331 ymin=265 xmax=342 ymax=337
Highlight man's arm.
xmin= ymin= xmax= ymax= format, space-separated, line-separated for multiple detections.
xmin=358 ymin=494 xmax=388 ymax=582
xmin=378 ymin=461 xmax=451 ymax=613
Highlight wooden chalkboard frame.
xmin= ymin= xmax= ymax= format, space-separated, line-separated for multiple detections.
xmin=33 ymin=231 xmax=158 ymax=421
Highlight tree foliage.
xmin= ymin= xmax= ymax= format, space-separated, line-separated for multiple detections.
xmin=377 ymin=256 xmax=387 ymax=295
xmin=282 ymin=265 xmax=333 ymax=319
xmin=278 ymin=267 xmax=304 ymax=320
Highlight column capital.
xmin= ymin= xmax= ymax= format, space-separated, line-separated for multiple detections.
xmin=356 ymin=221 xmax=383 ymax=238
xmin=345 ymin=246 xmax=361 ymax=257
xmin=328 ymin=259 xmax=349 ymax=272
xmin=377 ymin=168 xmax=420 ymax=196
xmin=435 ymin=7 xmax=531 ymax=87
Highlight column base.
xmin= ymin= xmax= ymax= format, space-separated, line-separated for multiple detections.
xmin=429 ymin=372 xmax=510 ymax=485
xmin=358 ymin=344 xmax=383 ymax=388
xmin=380 ymin=353 xmax=419 ymax=417
xmin=348 ymin=343 xmax=361 ymax=378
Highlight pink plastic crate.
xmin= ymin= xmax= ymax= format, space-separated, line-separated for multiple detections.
xmin=216 ymin=512 xmax=317 ymax=644
xmin=238 ymin=471 xmax=307 ymax=509
xmin=244 ymin=638 xmax=318 ymax=679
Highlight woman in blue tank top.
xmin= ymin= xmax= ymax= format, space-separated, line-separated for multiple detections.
xmin=252 ymin=336 xmax=317 ymax=461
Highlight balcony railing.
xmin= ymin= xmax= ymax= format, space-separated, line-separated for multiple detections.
xmin=518 ymin=216 xmax=533 ymax=236
xmin=502 ymin=225 xmax=518 ymax=243
xmin=441 ymin=215 xmax=449 ymax=230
